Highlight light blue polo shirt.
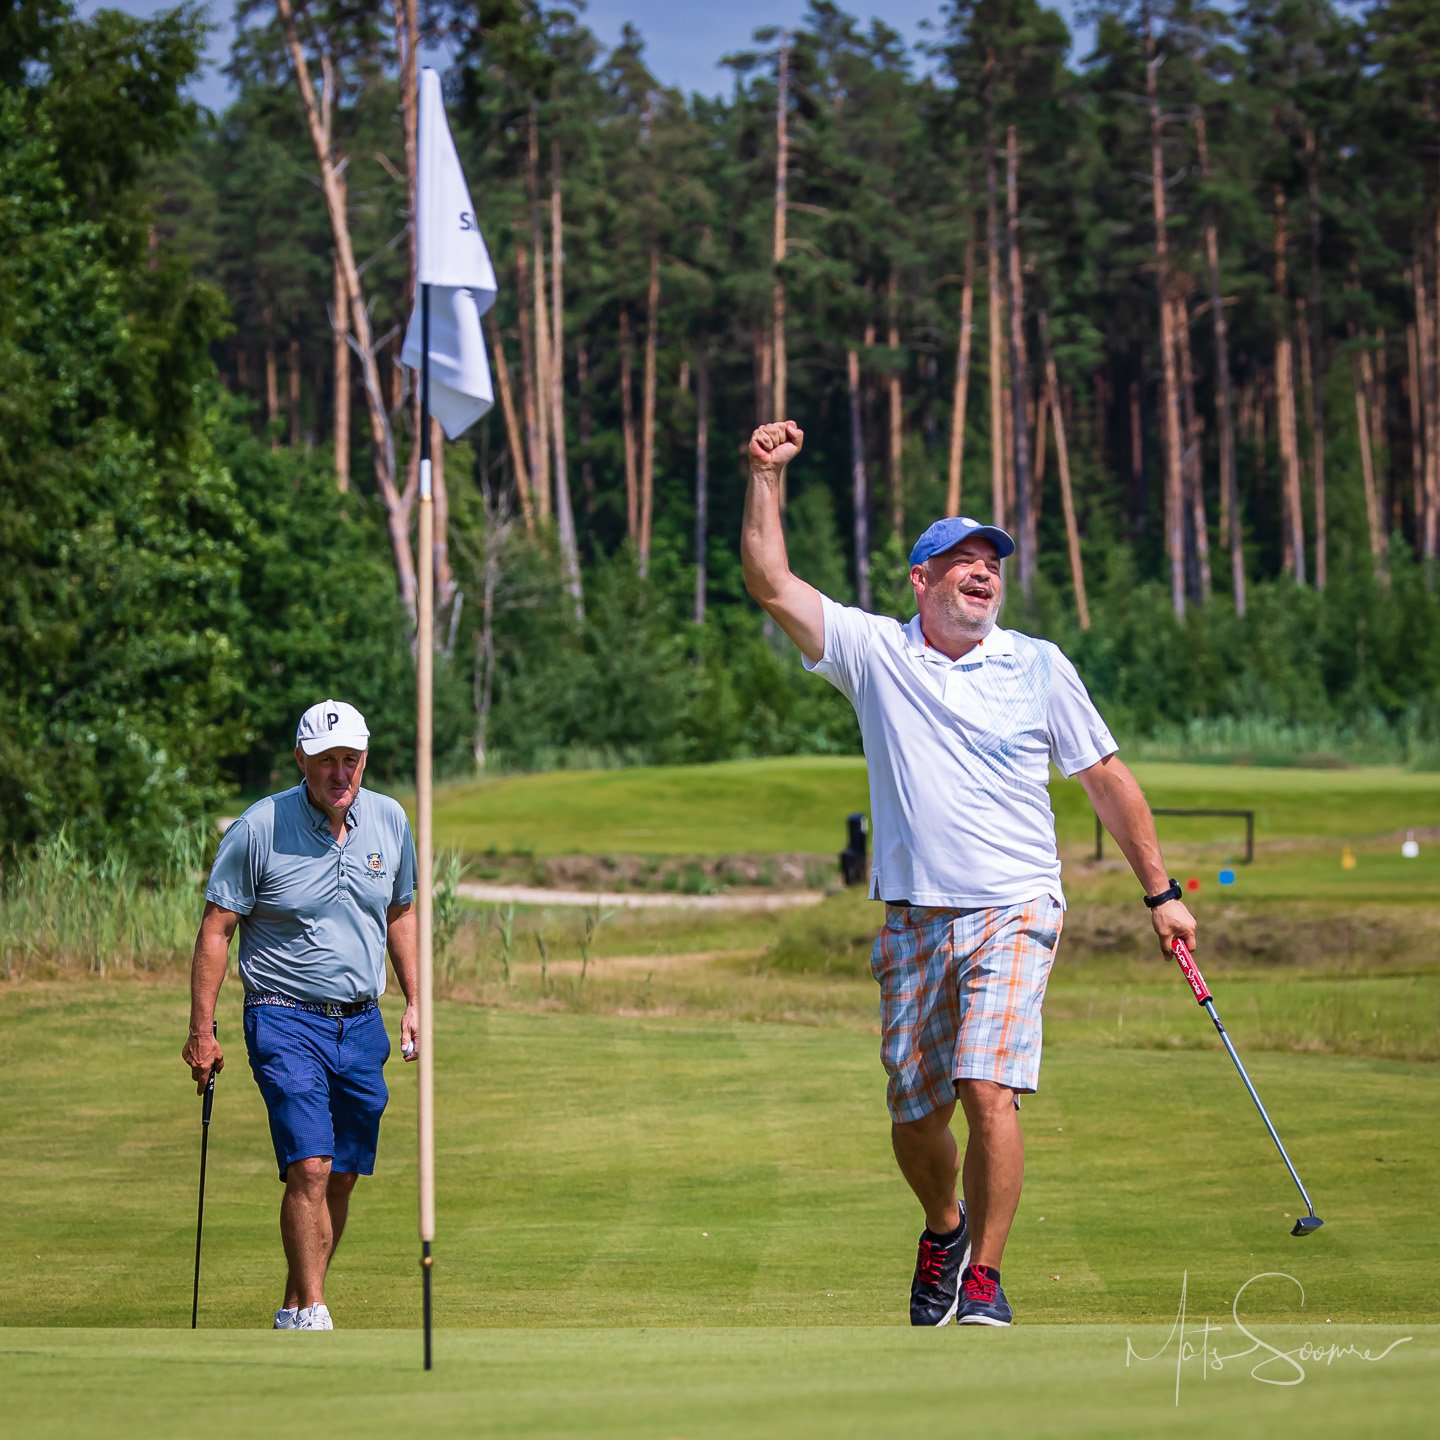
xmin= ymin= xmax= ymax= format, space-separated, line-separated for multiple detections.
xmin=804 ymin=597 xmax=1117 ymax=909
xmin=206 ymin=784 xmax=417 ymax=1004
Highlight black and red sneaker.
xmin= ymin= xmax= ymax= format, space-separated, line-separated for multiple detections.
xmin=908 ymin=1210 xmax=970 ymax=1326
xmin=957 ymin=1263 xmax=1013 ymax=1326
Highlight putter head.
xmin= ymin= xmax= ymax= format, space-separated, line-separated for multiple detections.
xmin=1291 ymin=1215 xmax=1324 ymax=1237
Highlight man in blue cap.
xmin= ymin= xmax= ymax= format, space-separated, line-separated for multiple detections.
xmin=741 ymin=421 xmax=1196 ymax=1327
xmin=181 ymin=700 xmax=418 ymax=1331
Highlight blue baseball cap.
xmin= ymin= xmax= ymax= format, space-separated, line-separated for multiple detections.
xmin=909 ymin=516 xmax=1016 ymax=567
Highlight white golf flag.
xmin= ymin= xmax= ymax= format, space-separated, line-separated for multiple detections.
xmin=401 ymin=68 xmax=497 ymax=439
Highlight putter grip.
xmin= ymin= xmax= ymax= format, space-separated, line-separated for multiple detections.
xmin=1171 ymin=938 xmax=1211 ymax=1004
xmin=201 ymin=1020 xmax=217 ymax=1124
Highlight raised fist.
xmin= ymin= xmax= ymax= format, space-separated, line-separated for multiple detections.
xmin=749 ymin=420 xmax=804 ymax=471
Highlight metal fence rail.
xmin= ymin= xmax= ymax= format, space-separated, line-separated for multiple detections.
xmin=1093 ymin=807 xmax=1255 ymax=864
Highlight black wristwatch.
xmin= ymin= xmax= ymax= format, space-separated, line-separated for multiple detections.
xmin=1144 ymin=877 xmax=1183 ymax=909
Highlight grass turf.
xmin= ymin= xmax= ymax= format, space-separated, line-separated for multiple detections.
xmin=2 ymin=986 xmax=1434 ymax=1330
xmin=5 ymin=1326 xmax=1435 ymax=1439
xmin=7 ymin=757 xmax=1440 ymax=1433
xmin=427 ymin=755 xmax=1440 ymax=860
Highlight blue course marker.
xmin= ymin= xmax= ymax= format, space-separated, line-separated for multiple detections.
xmin=1218 ymin=868 xmax=1236 ymax=887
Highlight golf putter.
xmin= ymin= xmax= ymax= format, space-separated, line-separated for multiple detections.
xmin=1170 ymin=938 xmax=1324 ymax=1236
xmin=191 ymin=1024 xmax=219 ymax=1327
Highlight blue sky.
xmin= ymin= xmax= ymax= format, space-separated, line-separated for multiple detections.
xmin=82 ymin=1 xmax=1093 ymax=113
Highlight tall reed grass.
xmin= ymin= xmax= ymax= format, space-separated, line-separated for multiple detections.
xmin=0 ymin=827 xmax=210 ymax=978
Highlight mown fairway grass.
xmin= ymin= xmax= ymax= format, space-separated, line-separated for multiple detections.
xmin=5 ymin=758 xmax=1439 ymax=1436
xmin=430 ymin=755 xmax=1440 ymax=859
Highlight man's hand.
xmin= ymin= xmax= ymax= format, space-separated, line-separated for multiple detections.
xmin=181 ymin=1029 xmax=224 ymax=1096
xmin=749 ymin=420 xmax=804 ymax=473
xmin=400 ymin=1002 xmax=419 ymax=1062
xmin=1149 ymin=898 xmax=1197 ymax=959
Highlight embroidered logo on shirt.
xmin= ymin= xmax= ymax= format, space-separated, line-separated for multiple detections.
xmin=366 ymin=851 xmax=385 ymax=874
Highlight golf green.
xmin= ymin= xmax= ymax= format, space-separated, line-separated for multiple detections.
xmin=4 ymin=1325 xmax=1434 ymax=1438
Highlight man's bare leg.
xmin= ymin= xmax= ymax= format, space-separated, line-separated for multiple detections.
xmin=955 ymin=1079 xmax=1024 ymax=1269
xmin=281 ymin=1156 xmax=334 ymax=1310
xmin=324 ymin=1171 xmax=358 ymax=1267
xmin=891 ymin=1100 xmax=962 ymax=1234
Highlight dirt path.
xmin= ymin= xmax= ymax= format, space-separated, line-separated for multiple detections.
xmin=454 ymin=882 xmax=827 ymax=911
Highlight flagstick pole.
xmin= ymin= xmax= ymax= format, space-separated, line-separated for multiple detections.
xmin=417 ymin=279 xmax=436 ymax=1373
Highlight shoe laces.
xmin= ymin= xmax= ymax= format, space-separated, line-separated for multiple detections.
xmin=963 ymin=1267 xmax=997 ymax=1304
xmin=916 ymin=1239 xmax=947 ymax=1285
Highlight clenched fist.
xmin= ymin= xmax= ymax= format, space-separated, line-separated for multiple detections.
xmin=749 ymin=420 xmax=804 ymax=472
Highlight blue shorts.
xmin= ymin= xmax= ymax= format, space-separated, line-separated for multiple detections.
xmin=242 ymin=999 xmax=391 ymax=1181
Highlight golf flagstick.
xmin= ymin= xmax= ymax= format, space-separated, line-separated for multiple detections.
xmin=191 ymin=1023 xmax=218 ymax=1328
xmin=1169 ymin=938 xmax=1323 ymax=1235
xmin=401 ymin=65 xmax=498 ymax=1373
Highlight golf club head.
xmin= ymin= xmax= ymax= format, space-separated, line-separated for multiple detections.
xmin=1291 ymin=1215 xmax=1324 ymax=1237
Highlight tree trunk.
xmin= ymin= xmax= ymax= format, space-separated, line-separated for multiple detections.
xmin=848 ymin=345 xmax=872 ymax=610
xmin=1407 ymin=313 xmax=1424 ymax=554
xmin=946 ymin=233 xmax=976 ymax=515
xmin=276 ymin=0 xmax=411 ymax=613
xmin=1145 ymin=15 xmax=1187 ymax=616
xmin=431 ymin=415 xmax=453 ymax=617
xmin=772 ymin=42 xmax=789 ymax=440
xmin=332 ymin=244 xmax=350 ymax=491
xmin=1005 ymin=123 xmax=1035 ymax=596
xmin=1273 ymin=187 xmax=1306 ymax=583
xmin=526 ymin=105 xmax=553 ymax=526
xmin=1032 ymin=380 xmax=1048 ymax=498
xmin=755 ymin=328 xmax=772 ymax=426
xmin=1303 ymin=130 xmax=1327 ymax=589
xmin=1425 ymin=236 xmax=1440 ymax=562
xmin=984 ymin=53 xmax=1007 ymax=530
xmin=1353 ymin=349 xmax=1387 ymax=576
xmin=694 ymin=348 xmax=709 ymax=625
xmin=620 ymin=308 xmax=638 ymax=543
xmin=577 ymin=342 xmax=595 ymax=515
xmin=287 ymin=335 xmax=302 ymax=447
xmin=639 ymin=244 xmax=660 ymax=577
xmin=887 ymin=272 xmax=904 ymax=539
xmin=1195 ymin=109 xmax=1244 ymax=614
xmin=486 ymin=315 xmax=534 ymax=533
xmin=263 ymin=305 xmax=279 ymax=444
xmin=1041 ymin=314 xmax=1089 ymax=630
xmin=549 ymin=140 xmax=582 ymax=615
xmin=515 ymin=244 xmax=545 ymax=522
xmin=1128 ymin=375 xmax=1145 ymax=542
xmin=1173 ymin=293 xmax=1211 ymax=602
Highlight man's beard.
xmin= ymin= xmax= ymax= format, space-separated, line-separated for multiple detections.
xmin=937 ymin=586 xmax=1000 ymax=639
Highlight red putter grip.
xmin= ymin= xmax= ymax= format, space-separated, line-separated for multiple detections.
xmin=1171 ymin=938 xmax=1211 ymax=1004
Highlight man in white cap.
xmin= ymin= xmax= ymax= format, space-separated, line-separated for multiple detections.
xmin=181 ymin=700 xmax=418 ymax=1331
xmin=741 ymin=422 xmax=1196 ymax=1327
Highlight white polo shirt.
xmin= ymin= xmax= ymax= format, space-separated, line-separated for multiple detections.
xmin=805 ymin=596 xmax=1117 ymax=909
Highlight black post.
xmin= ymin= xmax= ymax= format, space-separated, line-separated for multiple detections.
xmin=191 ymin=1022 xmax=217 ymax=1329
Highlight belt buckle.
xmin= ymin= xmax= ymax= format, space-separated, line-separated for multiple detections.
xmin=323 ymin=1002 xmax=342 ymax=1018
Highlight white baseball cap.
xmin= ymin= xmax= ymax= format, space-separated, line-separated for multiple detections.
xmin=295 ymin=699 xmax=370 ymax=756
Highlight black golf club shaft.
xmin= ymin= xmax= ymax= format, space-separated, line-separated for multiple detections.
xmin=1170 ymin=939 xmax=1322 ymax=1231
xmin=191 ymin=1024 xmax=218 ymax=1328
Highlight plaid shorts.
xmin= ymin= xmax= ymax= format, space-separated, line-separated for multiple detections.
xmin=870 ymin=898 xmax=1064 ymax=1123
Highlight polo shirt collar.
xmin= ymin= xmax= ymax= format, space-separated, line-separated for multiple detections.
xmin=297 ymin=782 xmax=361 ymax=831
xmin=905 ymin=617 xmax=1015 ymax=666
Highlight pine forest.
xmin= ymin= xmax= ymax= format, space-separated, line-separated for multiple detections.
xmin=7 ymin=0 xmax=1440 ymax=861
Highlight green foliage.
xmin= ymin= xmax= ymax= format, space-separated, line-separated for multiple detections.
xmin=0 ymin=85 xmax=244 ymax=865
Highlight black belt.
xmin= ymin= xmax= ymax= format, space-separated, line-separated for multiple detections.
xmin=244 ymin=992 xmax=376 ymax=1018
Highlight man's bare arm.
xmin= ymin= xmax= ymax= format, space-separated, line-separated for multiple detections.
xmin=1075 ymin=754 xmax=1197 ymax=956
xmin=386 ymin=900 xmax=419 ymax=1061
xmin=181 ymin=902 xmax=238 ymax=1093
xmin=741 ymin=420 xmax=826 ymax=662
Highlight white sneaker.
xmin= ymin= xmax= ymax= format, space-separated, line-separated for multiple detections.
xmin=296 ymin=1303 xmax=334 ymax=1330
xmin=273 ymin=1307 xmax=299 ymax=1330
